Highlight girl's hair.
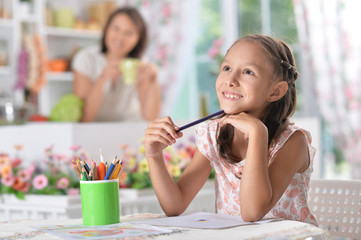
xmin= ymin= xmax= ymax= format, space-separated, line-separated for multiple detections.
xmin=101 ymin=7 xmax=148 ymax=58
xmin=217 ymin=34 xmax=298 ymax=164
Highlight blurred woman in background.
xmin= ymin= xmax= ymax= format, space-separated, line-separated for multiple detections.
xmin=72 ymin=7 xmax=161 ymax=122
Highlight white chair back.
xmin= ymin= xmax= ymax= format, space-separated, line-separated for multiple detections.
xmin=308 ymin=179 xmax=361 ymax=239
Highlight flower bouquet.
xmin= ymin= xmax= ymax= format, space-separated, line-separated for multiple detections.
xmin=0 ymin=145 xmax=82 ymax=199
xmin=118 ymin=136 xmax=215 ymax=189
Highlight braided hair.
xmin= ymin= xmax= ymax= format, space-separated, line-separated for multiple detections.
xmin=217 ymin=34 xmax=298 ymax=164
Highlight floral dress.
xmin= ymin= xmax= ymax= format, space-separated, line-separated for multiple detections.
xmin=195 ymin=120 xmax=318 ymax=226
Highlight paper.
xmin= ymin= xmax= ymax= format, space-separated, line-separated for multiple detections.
xmin=132 ymin=212 xmax=273 ymax=229
xmin=31 ymin=222 xmax=172 ymax=240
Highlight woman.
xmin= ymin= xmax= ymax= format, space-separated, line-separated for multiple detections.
xmin=72 ymin=7 xmax=161 ymax=122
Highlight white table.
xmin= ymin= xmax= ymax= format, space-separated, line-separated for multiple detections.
xmin=0 ymin=213 xmax=332 ymax=240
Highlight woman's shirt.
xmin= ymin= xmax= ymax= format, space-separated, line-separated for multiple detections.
xmin=195 ymin=120 xmax=318 ymax=226
xmin=72 ymin=45 xmax=142 ymax=122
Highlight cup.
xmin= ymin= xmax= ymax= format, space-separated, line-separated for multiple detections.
xmin=80 ymin=179 xmax=120 ymax=226
xmin=119 ymin=58 xmax=139 ymax=85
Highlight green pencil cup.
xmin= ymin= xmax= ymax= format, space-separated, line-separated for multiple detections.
xmin=80 ymin=179 xmax=120 ymax=226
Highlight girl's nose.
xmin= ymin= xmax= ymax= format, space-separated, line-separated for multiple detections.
xmin=225 ymin=74 xmax=238 ymax=87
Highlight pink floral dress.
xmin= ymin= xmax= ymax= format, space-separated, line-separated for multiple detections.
xmin=195 ymin=120 xmax=318 ymax=226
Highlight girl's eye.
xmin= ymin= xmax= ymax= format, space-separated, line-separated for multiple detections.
xmin=244 ymin=69 xmax=254 ymax=75
xmin=223 ymin=66 xmax=231 ymax=72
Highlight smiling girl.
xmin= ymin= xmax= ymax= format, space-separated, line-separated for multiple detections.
xmin=144 ymin=34 xmax=317 ymax=226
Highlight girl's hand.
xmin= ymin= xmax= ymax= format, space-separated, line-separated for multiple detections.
xmin=217 ymin=112 xmax=267 ymax=140
xmin=144 ymin=116 xmax=183 ymax=158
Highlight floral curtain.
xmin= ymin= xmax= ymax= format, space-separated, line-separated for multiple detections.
xmin=121 ymin=0 xmax=189 ymax=115
xmin=294 ymin=0 xmax=361 ymax=179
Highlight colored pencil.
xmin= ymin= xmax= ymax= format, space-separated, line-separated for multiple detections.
xmin=175 ymin=110 xmax=224 ymax=133
xmin=80 ymin=157 xmax=90 ymax=174
xmin=98 ymin=149 xmax=106 ymax=180
xmin=110 ymin=158 xmax=122 ymax=179
xmin=81 ymin=164 xmax=88 ymax=181
xmin=92 ymin=161 xmax=97 ymax=181
xmin=72 ymin=159 xmax=81 ymax=178
xmin=104 ymin=156 xmax=117 ymax=180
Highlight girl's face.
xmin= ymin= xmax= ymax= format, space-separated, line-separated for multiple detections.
xmin=105 ymin=13 xmax=140 ymax=58
xmin=216 ymin=40 xmax=276 ymax=118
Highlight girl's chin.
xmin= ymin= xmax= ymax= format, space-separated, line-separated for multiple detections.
xmin=221 ymin=108 xmax=242 ymax=115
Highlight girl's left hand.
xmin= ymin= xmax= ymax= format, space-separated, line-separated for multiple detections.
xmin=217 ymin=112 xmax=268 ymax=139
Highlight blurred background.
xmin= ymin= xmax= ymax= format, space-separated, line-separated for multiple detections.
xmin=0 ymin=0 xmax=360 ymax=180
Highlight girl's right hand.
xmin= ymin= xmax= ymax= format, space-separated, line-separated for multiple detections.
xmin=144 ymin=116 xmax=183 ymax=158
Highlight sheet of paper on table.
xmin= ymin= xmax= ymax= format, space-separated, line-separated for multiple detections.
xmin=132 ymin=212 xmax=273 ymax=229
xmin=31 ymin=222 xmax=172 ymax=240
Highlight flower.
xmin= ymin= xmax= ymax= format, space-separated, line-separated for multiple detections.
xmin=208 ymin=38 xmax=224 ymax=75
xmin=56 ymin=177 xmax=70 ymax=189
xmin=1 ymin=171 xmax=14 ymax=187
xmin=32 ymin=174 xmax=48 ymax=190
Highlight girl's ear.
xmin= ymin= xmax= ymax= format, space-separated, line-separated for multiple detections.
xmin=268 ymin=81 xmax=288 ymax=102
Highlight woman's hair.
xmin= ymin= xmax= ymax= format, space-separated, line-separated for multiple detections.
xmin=101 ymin=7 xmax=148 ymax=58
xmin=217 ymin=34 xmax=298 ymax=164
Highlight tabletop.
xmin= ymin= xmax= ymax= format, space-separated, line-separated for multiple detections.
xmin=0 ymin=213 xmax=332 ymax=240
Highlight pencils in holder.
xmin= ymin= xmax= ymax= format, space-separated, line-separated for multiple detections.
xmin=104 ymin=156 xmax=117 ymax=180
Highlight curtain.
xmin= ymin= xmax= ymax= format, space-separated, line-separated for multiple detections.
xmin=122 ymin=0 xmax=189 ymax=116
xmin=294 ymin=0 xmax=361 ymax=179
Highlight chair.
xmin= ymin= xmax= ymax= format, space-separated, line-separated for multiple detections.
xmin=308 ymin=179 xmax=361 ymax=239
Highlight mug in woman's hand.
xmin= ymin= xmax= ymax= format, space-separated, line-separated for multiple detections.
xmin=119 ymin=58 xmax=139 ymax=85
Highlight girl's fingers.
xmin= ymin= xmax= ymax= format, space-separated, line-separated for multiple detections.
xmin=149 ymin=117 xmax=179 ymax=139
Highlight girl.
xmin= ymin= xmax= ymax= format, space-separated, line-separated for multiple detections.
xmin=144 ymin=34 xmax=317 ymax=226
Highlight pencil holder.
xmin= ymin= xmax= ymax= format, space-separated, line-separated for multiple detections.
xmin=80 ymin=179 xmax=120 ymax=226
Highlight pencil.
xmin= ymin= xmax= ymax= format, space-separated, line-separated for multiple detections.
xmin=72 ymin=160 xmax=81 ymax=178
xmin=110 ymin=158 xmax=121 ymax=179
xmin=104 ymin=156 xmax=117 ymax=180
xmin=81 ymin=164 xmax=88 ymax=181
xmin=175 ymin=110 xmax=224 ymax=133
xmin=81 ymin=157 xmax=90 ymax=174
xmin=92 ymin=161 xmax=97 ymax=181
xmin=89 ymin=167 xmax=93 ymax=181
xmin=98 ymin=149 xmax=106 ymax=180
xmin=116 ymin=159 xmax=124 ymax=178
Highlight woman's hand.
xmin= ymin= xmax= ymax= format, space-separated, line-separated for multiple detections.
xmin=136 ymin=62 xmax=157 ymax=85
xmin=101 ymin=60 xmax=121 ymax=82
xmin=144 ymin=116 xmax=183 ymax=158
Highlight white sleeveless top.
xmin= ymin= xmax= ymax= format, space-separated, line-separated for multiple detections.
xmin=196 ymin=120 xmax=318 ymax=226
xmin=72 ymin=45 xmax=142 ymax=122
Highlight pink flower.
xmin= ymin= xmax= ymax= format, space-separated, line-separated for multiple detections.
xmin=208 ymin=47 xmax=220 ymax=59
xmin=56 ymin=177 xmax=69 ymax=189
xmin=213 ymin=38 xmax=223 ymax=47
xmin=163 ymin=152 xmax=172 ymax=162
xmin=67 ymin=188 xmax=80 ymax=196
xmin=70 ymin=145 xmax=82 ymax=152
xmin=17 ymin=169 xmax=31 ymax=182
xmin=162 ymin=3 xmax=172 ymax=19
xmin=21 ymin=182 xmax=31 ymax=193
xmin=11 ymin=158 xmax=22 ymax=168
xmin=32 ymin=174 xmax=48 ymax=190
xmin=1 ymin=172 xmax=14 ymax=186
